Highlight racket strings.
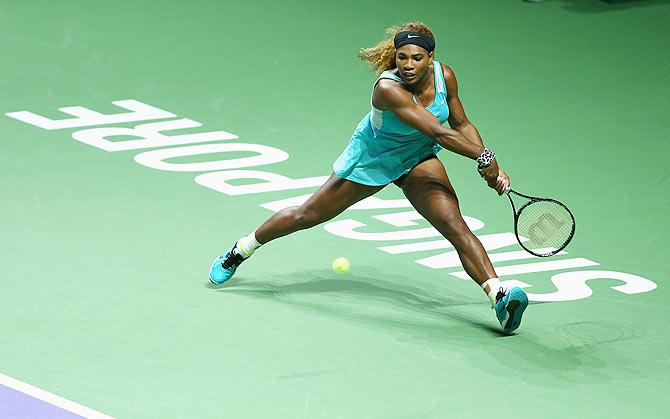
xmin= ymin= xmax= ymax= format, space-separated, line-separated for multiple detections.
xmin=516 ymin=200 xmax=574 ymax=253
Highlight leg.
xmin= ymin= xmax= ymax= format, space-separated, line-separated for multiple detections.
xmin=395 ymin=156 xmax=496 ymax=286
xmin=255 ymin=173 xmax=384 ymax=244
xmin=396 ymin=156 xmax=528 ymax=333
xmin=210 ymin=173 xmax=382 ymax=284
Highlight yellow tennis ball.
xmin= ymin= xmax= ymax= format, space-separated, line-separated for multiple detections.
xmin=332 ymin=257 xmax=350 ymax=274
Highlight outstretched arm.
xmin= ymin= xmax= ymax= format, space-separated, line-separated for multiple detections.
xmin=443 ymin=64 xmax=484 ymax=147
xmin=372 ymin=75 xmax=508 ymax=194
xmin=443 ymin=64 xmax=510 ymax=195
xmin=373 ymin=78 xmax=485 ymax=160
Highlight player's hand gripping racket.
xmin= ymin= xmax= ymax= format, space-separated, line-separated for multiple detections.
xmin=505 ymin=189 xmax=576 ymax=257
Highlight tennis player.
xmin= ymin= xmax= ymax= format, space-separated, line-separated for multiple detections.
xmin=209 ymin=22 xmax=528 ymax=333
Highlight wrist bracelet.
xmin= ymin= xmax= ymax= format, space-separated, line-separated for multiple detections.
xmin=477 ymin=148 xmax=495 ymax=169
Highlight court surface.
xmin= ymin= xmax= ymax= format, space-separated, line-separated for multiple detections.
xmin=1 ymin=1 xmax=669 ymax=418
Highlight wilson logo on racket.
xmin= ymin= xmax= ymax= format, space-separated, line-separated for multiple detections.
xmin=527 ymin=213 xmax=568 ymax=245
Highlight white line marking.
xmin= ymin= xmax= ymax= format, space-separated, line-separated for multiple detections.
xmin=0 ymin=373 xmax=114 ymax=419
xmin=449 ymin=258 xmax=599 ymax=279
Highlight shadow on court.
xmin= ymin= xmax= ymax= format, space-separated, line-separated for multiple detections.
xmin=495 ymin=321 xmax=645 ymax=376
xmin=207 ymin=267 xmax=504 ymax=337
xmin=206 ymin=269 xmax=648 ymax=381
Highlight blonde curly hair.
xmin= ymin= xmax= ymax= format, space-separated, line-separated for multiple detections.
xmin=358 ymin=22 xmax=436 ymax=76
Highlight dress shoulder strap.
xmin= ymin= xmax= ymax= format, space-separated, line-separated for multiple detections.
xmin=433 ymin=60 xmax=446 ymax=94
xmin=373 ymin=70 xmax=403 ymax=88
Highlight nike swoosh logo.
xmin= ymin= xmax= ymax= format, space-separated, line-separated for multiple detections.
xmin=408 ymin=35 xmax=420 ymax=38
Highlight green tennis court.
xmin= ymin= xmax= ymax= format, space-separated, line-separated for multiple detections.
xmin=1 ymin=1 xmax=669 ymax=417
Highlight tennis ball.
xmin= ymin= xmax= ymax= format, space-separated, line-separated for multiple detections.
xmin=332 ymin=257 xmax=350 ymax=274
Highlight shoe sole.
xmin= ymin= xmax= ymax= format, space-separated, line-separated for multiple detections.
xmin=209 ymin=271 xmax=234 ymax=285
xmin=503 ymin=288 xmax=529 ymax=334
xmin=208 ymin=267 xmax=237 ymax=285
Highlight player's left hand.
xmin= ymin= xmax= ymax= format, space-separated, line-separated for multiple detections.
xmin=493 ymin=168 xmax=510 ymax=196
xmin=480 ymin=159 xmax=507 ymax=195
xmin=481 ymin=162 xmax=509 ymax=196
xmin=479 ymin=158 xmax=499 ymax=183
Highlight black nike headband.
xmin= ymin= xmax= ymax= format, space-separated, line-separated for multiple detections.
xmin=393 ymin=31 xmax=435 ymax=52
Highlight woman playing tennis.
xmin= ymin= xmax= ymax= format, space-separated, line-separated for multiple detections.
xmin=209 ymin=22 xmax=528 ymax=334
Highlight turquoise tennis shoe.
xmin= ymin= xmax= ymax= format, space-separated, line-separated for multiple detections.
xmin=209 ymin=243 xmax=246 ymax=285
xmin=494 ymin=286 xmax=529 ymax=334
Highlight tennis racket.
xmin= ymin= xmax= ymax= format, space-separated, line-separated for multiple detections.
xmin=506 ymin=189 xmax=575 ymax=257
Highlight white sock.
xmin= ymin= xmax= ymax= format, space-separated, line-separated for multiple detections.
xmin=481 ymin=278 xmax=502 ymax=308
xmin=235 ymin=231 xmax=262 ymax=258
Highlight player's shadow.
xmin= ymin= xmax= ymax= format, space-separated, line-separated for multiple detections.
xmin=490 ymin=320 xmax=647 ymax=381
xmin=209 ymin=267 xmax=505 ymax=337
xmin=208 ymin=268 xmax=647 ymax=380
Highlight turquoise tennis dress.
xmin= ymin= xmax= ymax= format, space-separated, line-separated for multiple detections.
xmin=333 ymin=60 xmax=450 ymax=186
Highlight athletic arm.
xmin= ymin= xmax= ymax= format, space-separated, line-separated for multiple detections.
xmin=442 ymin=64 xmax=509 ymax=195
xmin=373 ymin=77 xmax=507 ymax=194
xmin=372 ymin=78 xmax=484 ymax=160
xmin=443 ymin=64 xmax=484 ymax=147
